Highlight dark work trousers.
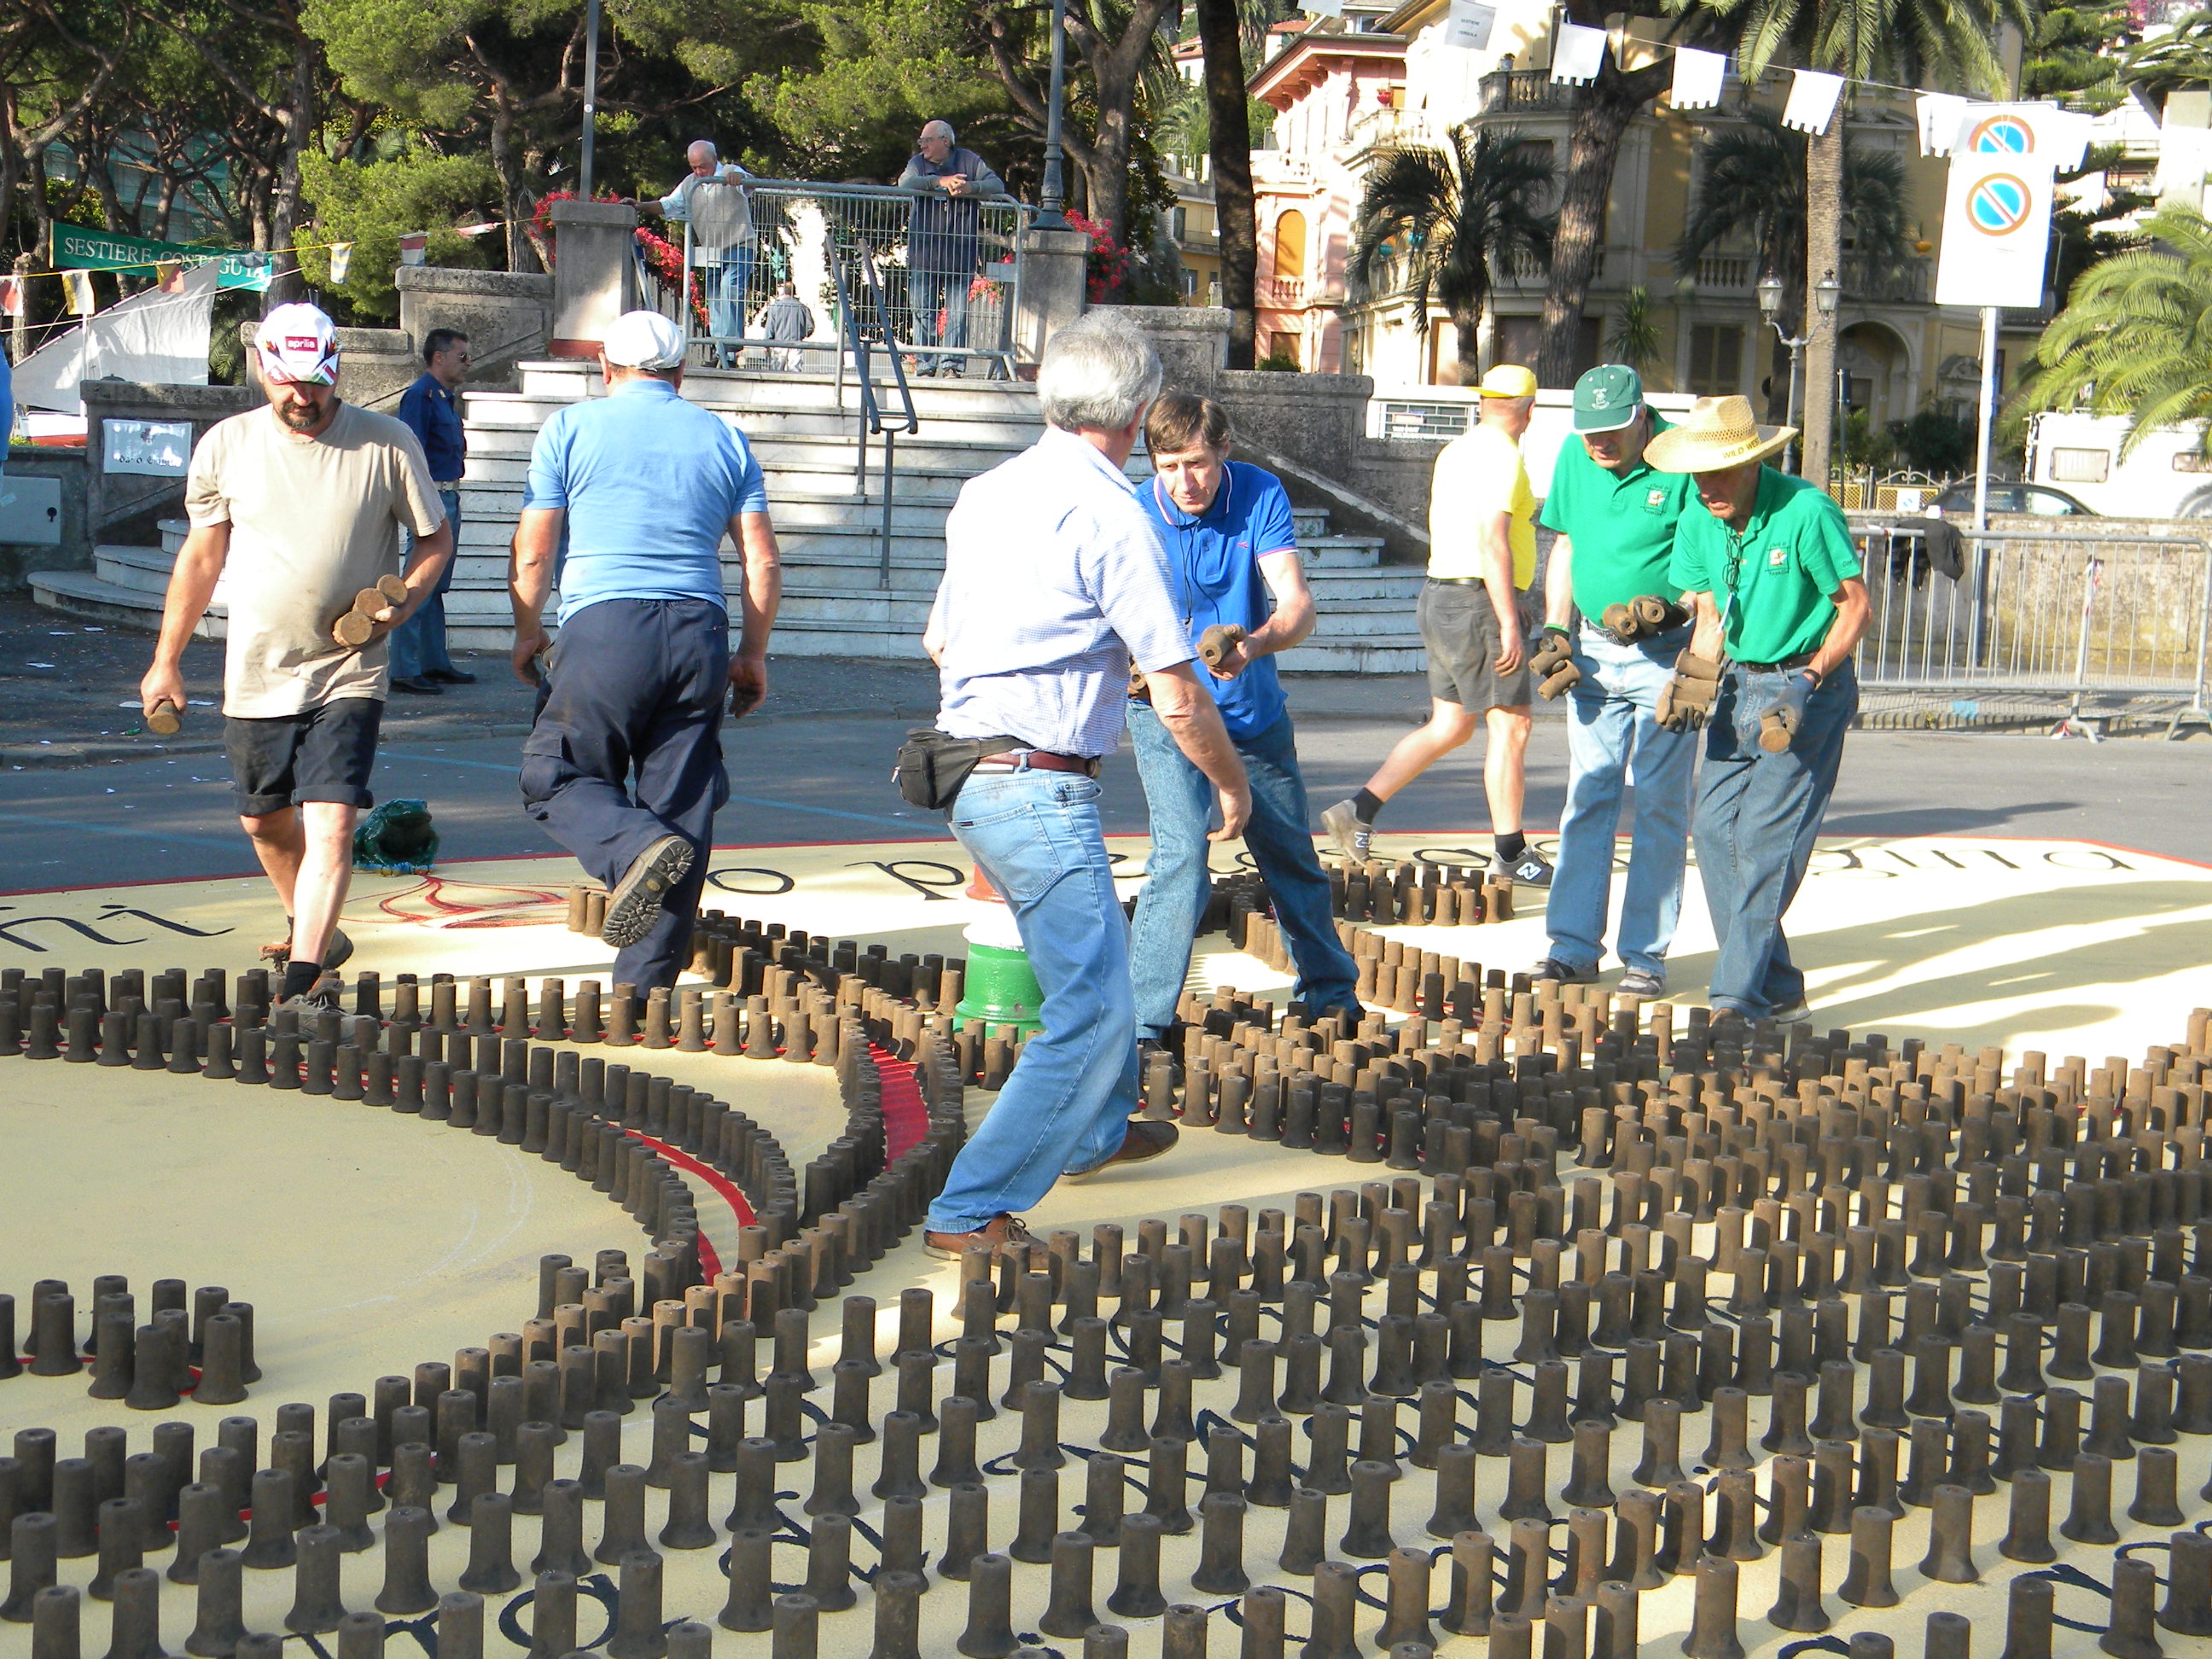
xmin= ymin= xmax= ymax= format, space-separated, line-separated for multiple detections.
xmin=520 ymin=597 xmax=730 ymax=991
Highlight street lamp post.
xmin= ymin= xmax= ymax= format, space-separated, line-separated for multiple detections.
xmin=1033 ymin=0 xmax=1071 ymax=230
xmin=579 ymin=0 xmax=602 ymax=198
xmin=1755 ymin=271 xmax=1839 ymax=476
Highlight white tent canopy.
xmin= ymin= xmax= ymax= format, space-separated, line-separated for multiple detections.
xmin=13 ymin=261 xmax=219 ymax=416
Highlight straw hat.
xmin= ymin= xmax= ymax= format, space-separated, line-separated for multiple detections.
xmin=1644 ymin=394 xmax=1796 ymax=474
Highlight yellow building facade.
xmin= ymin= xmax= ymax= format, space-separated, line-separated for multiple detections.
xmin=1247 ymin=1 xmax=2047 ymax=433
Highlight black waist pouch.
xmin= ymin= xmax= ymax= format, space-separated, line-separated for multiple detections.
xmin=894 ymin=728 xmax=1016 ymax=810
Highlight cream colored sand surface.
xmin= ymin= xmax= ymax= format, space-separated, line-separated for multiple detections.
xmin=1 ymin=832 xmax=2206 ymax=1655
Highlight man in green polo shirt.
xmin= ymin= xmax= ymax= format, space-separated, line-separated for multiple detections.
xmin=1524 ymin=364 xmax=1700 ymax=1000
xmin=1650 ymin=393 xmax=1871 ymax=1026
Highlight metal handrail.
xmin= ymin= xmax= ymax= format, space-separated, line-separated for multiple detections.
xmin=831 ymin=244 xmax=921 ymax=589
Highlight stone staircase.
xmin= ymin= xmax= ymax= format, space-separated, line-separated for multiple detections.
xmin=31 ymin=360 xmax=1428 ymax=672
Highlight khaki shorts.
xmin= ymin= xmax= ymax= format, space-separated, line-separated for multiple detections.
xmin=1419 ymin=579 xmax=1535 ymax=709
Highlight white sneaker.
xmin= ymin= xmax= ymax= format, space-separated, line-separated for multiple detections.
xmin=1319 ymin=800 xmax=1373 ymax=863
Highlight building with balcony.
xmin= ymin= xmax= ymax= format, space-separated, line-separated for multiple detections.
xmin=1247 ymin=0 xmax=2087 ymax=435
xmin=1249 ymin=24 xmax=1411 ymax=370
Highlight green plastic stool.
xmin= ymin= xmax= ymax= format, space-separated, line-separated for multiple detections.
xmin=954 ymin=940 xmax=1045 ymax=1034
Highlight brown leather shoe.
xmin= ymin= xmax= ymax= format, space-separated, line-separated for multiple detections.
xmin=1063 ymin=1119 xmax=1179 ymax=1180
xmin=923 ymin=1213 xmax=1035 ymax=1260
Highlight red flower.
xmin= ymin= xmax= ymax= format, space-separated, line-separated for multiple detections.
xmin=1065 ymin=210 xmax=1132 ymax=303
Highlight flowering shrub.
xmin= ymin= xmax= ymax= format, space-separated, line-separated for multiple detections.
xmin=1066 ymin=211 xmax=1130 ymax=303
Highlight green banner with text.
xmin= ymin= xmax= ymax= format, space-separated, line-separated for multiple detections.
xmin=53 ymin=221 xmax=274 ymax=291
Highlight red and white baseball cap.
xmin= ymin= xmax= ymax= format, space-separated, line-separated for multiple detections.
xmin=256 ymin=303 xmax=341 ymax=386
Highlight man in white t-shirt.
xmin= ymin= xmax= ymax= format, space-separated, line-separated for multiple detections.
xmin=139 ymin=304 xmax=451 ymax=1005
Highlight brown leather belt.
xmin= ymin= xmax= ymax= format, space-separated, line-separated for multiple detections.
xmin=971 ymin=749 xmax=1103 ymax=777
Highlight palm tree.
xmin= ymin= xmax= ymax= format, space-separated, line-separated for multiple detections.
xmin=1191 ymin=0 xmax=1260 ymax=366
xmin=1348 ymin=125 xmax=1555 ymax=380
xmin=1674 ymin=108 xmax=1914 ymax=416
xmin=2017 ymin=205 xmax=2212 ymax=456
xmin=1668 ymin=0 xmax=2035 ymax=482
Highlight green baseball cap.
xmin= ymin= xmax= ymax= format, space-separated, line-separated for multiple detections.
xmin=1573 ymin=364 xmax=1643 ymax=433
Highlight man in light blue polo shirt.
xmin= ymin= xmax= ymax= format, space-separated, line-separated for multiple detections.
xmin=918 ymin=313 xmax=1250 ymax=1257
xmin=509 ymin=310 xmax=783 ymax=991
xmin=1129 ymin=391 xmax=1359 ymax=1040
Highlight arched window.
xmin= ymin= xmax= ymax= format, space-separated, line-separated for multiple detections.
xmin=1272 ymin=210 xmax=1308 ymax=283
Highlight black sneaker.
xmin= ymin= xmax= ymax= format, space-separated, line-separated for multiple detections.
xmin=1530 ymin=956 xmax=1598 ymax=984
xmin=1506 ymin=847 xmax=1556 ymax=888
xmin=1616 ymin=969 xmax=1667 ymax=999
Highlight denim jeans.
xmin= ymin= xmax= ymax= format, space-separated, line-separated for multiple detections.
xmin=910 ymin=265 xmax=970 ymax=371
xmin=1694 ymin=657 xmax=1857 ymax=1015
xmin=927 ymin=765 xmax=1143 ymax=1234
xmin=707 ymin=249 xmax=754 ymax=364
xmin=1126 ymin=702 xmax=1359 ymax=1036
xmin=1543 ymin=623 xmax=1697 ymax=979
xmin=390 ymin=488 xmax=461 ymax=680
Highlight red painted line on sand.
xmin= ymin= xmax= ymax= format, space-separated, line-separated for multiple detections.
xmin=624 ymin=1129 xmax=755 ymax=1278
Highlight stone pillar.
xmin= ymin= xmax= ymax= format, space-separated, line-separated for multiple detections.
xmin=550 ymin=200 xmax=640 ymax=358
xmin=1011 ymin=225 xmax=1091 ymax=370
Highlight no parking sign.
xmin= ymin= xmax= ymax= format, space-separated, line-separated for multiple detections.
xmin=1934 ymin=148 xmax=2054 ymax=308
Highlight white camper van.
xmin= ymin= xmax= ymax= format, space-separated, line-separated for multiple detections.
xmin=2027 ymin=410 xmax=2212 ymax=519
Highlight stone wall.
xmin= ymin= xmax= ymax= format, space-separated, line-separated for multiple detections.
xmin=1117 ymin=305 xmax=1433 ymax=564
xmin=0 ymin=448 xmax=91 ymax=585
xmin=80 ymin=381 xmax=258 ymax=541
xmin=396 ymin=266 xmax=552 ymax=386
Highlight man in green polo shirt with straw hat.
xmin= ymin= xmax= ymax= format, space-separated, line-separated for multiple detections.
xmin=1647 ymin=393 xmax=1871 ymax=1027
xmin=1524 ymin=364 xmax=1700 ymax=1001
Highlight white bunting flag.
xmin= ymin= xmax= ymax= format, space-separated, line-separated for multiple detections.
xmin=1781 ymin=69 xmax=1844 ymax=134
xmin=1917 ymin=93 xmax=1971 ymax=156
xmin=1442 ymin=0 xmax=1496 ymax=49
xmin=1550 ymin=21 xmax=1609 ymax=84
xmin=62 ymin=270 xmax=97 ymax=316
xmin=1669 ymin=47 xmax=1726 ymax=109
xmin=329 ymin=242 xmax=353 ymax=284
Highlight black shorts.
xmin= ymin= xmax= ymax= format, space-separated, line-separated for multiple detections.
xmin=224 ymin=698 xmax=383 ymax=817
xmin=1419 ymin=579 xmax=1536 ymax=709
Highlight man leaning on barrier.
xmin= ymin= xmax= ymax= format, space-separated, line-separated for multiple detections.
xmin=897 ymin=120 xmax=1004 ymax=378
xmin=917 ymin=312 xmax=1251 ymax=1257
xmin=1649 ymin=394 xmax=1871 ymax=1027
xmin=1527 ymin=364 xmax=1700 ymax=1001
xmin=657 ymin=139 xmax=756 ymax=369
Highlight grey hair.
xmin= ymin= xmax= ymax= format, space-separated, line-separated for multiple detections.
xmin=922 ymin=119 xmax=956 ymax=143
xmin=1037 ymin=311 xmax=1163 ymax=434
xmin=686 ymin=138 xmax=719 ymax=160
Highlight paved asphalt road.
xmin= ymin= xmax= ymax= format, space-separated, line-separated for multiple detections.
xmin=2 ymin=622 xmax=2204 ymax=891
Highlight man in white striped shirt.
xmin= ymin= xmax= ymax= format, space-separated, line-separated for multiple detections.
xmin=919 ymin=311 xmax=1251 ymax=1256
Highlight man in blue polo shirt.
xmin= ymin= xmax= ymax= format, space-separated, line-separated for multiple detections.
xmin=390 ymin=328 xmax=472 ymax=694
xmin=1129 ymin=391 xmax=1359 ymax=1039
xmin=509 ymin=310 xmax=783 ymax=991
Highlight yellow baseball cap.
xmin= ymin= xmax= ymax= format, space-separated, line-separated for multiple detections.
xmin=1476 ymin=363 xmax=1538 ymax=398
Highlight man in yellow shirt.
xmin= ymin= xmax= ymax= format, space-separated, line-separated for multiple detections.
xmin=1320 ymin=363 xmax=1551 ymax=884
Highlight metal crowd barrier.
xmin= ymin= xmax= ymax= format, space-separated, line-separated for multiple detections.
xmin=635 ymin=180 xmax=1029 ymax=379
xmin=1848 ymin=520 xmax=2212 ymax=725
